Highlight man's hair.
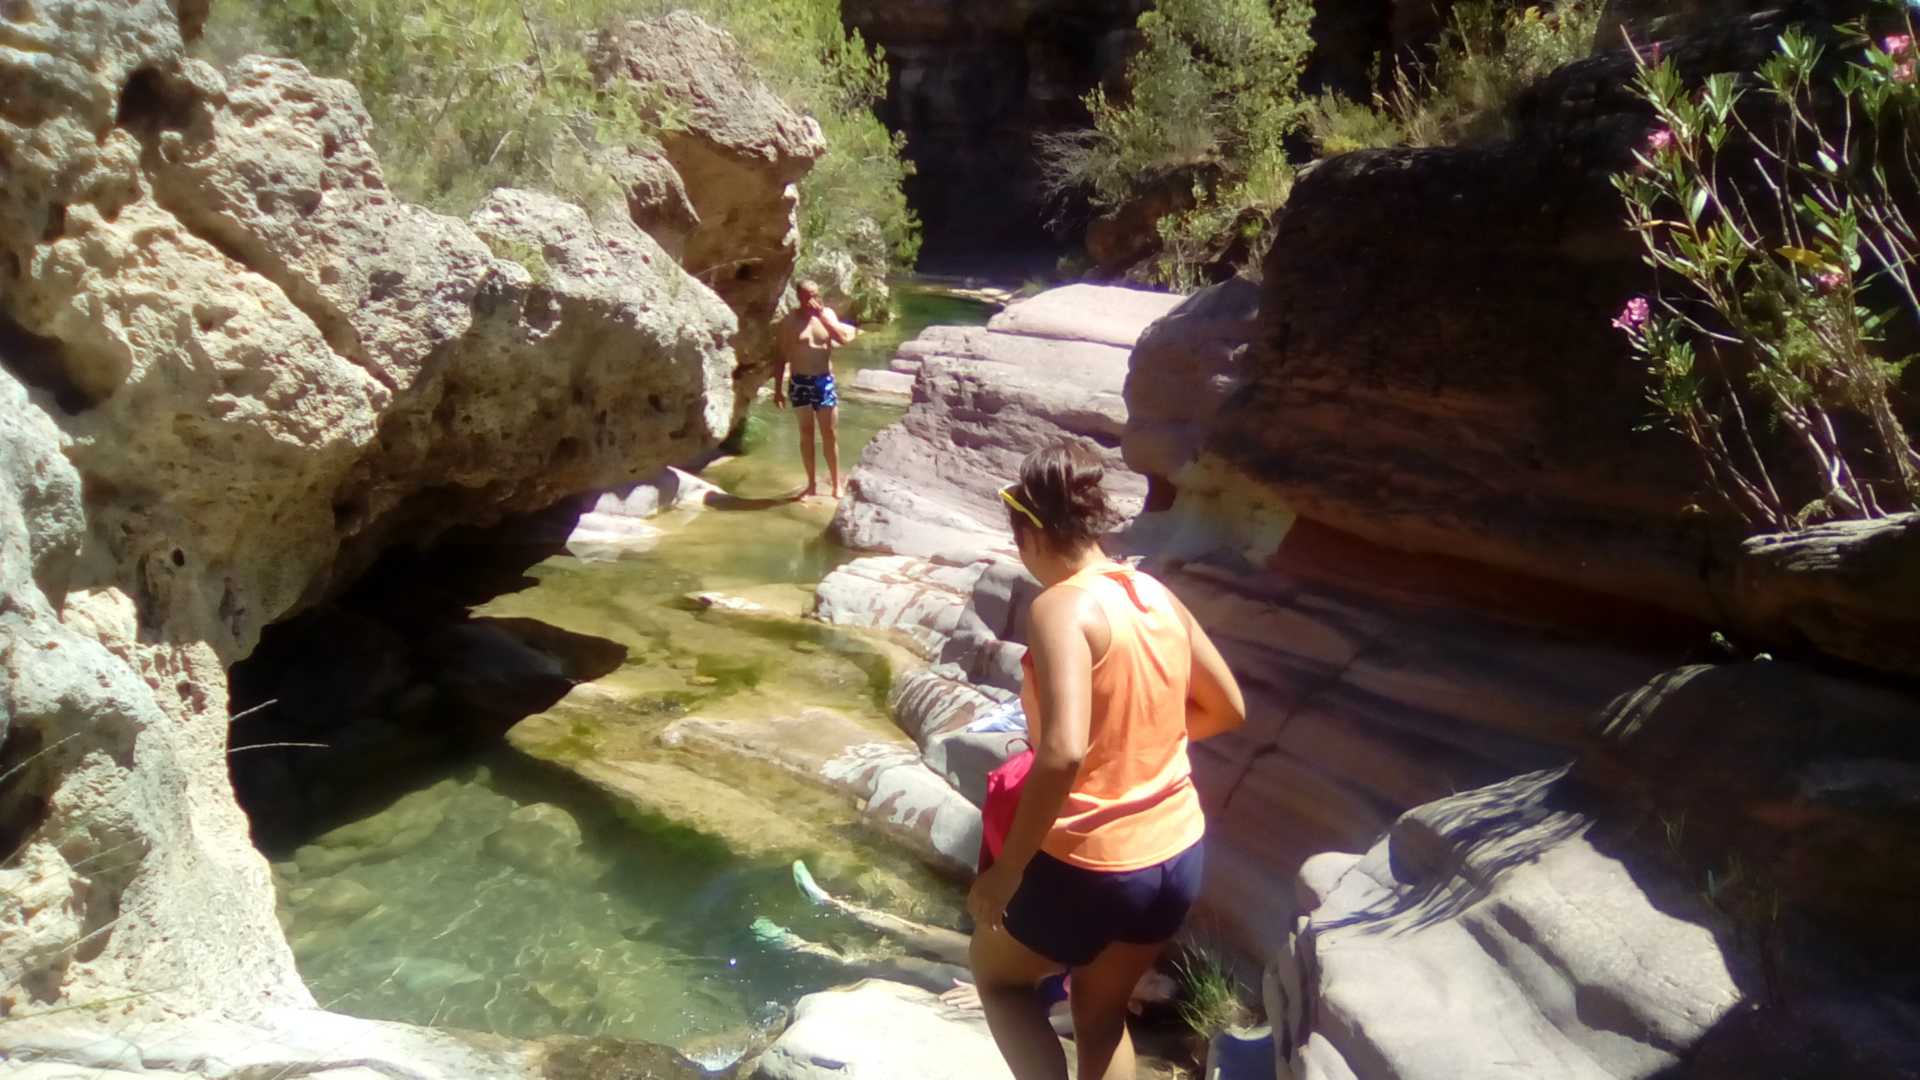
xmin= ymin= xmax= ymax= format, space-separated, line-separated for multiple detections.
xmin=795 ymin=279 xmax=820 ymax=300
xmin=1004 ymin=441 xmax=1113 ymax=552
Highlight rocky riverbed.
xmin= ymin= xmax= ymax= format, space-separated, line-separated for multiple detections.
xmin=6 ymin=2 xmax=1917 ymax=1079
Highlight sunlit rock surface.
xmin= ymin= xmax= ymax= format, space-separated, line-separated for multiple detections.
xmin=1275 ymin=770 xmax=1742 ymax=1080
xmin=751 ymin=979 xmax=1035 ymax=1080
xmin=0 ymin=0 xmax=734 ymax=1055
xmin=830 ymin=284 xmax=1178 ymax=562
xmin=590 ymin=11 xmax=827 ymax=418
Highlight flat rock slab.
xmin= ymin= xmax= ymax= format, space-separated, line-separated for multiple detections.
xmin=814 ymin=556 xmax=987 ymax=658
xmin=0 ymin=1009 xmax=542 ymax=1079
xmin=850 ymin=368 xmax=917 ymax=400
xmin=987 ymin=283 xmax=1184 ymax=348
xmin=752 ymin=980 xmax=1064 ymax=1080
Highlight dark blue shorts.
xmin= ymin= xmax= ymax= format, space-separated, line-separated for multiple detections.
xmin=1003 ymin=839 xmax=1204 ymax=968
xmin=789 ymin=372 xmax=837 ymax=409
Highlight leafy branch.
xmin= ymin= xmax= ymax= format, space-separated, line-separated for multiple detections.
xmin=1610 ymin=5 xmax=1920 ymax=530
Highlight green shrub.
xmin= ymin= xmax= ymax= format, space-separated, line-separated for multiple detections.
xmin=200 ymin=0 xmax=917 ymax=309
xmin=482 ymin=235 xmax=553 ymax=287
xmin=1307 ymin=1 xmax=1603 ymax=152
xmin=1611 ymin=10 xmax=1920 ymax=528
xmin=1045 ymin=0 xmax=1598 ymax=289
xmin=1171 ymin=945 xmax=1253 ymax=1039
xmin=1038 ymin=0 xmax=1316 ymax=289
xmin=1304 ymin=88 xmax=1406 ymax=156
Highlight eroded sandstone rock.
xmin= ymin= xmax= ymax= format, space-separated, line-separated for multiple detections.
xmin=1121 ymin=276 xmax=1261 ymax=505
xmin=590 ymin=12 xmax=826 ymax=416
xmin=1276 ymin=770 xmax=1744 ymax=1080
xmin=0 ymin=0 xmax=736 ymax=1042
xmin=830 ymin=285 xmax=1177 ymax=562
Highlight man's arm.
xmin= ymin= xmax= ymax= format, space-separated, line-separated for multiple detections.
xmin=770 ymin=350 xmax=788 ymax=409
xmin=812 ymin=306 xmax=858 ymax=346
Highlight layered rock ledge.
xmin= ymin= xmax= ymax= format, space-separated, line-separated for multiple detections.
xmin=0 ymin=2 xmax=795 ymax=1068
xmin=829 ymin=284 xmax=1180 ymax=563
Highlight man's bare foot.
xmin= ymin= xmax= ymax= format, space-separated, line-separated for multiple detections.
xmin=797 ymin=485 xmax=817 ymax=501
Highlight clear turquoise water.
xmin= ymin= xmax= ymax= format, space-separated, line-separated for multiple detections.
xmin=270 ymin=285 xmax=995 ymax=1063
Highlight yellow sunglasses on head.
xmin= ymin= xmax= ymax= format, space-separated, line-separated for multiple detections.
xmin=999 ymin=485 xmax=1044 ymax=530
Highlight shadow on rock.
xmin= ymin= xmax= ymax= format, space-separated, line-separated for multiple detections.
xmin=1311 ymin=767 xmax=1592 ymax=937
xmin=228 ymin=528 xmax=627 ymax=850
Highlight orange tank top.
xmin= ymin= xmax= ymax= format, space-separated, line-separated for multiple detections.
xmin=1021 ymin=563 xmax=1204 ymax=872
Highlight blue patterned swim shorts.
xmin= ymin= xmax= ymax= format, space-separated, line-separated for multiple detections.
xmin=789 ymin=372 xmax=838 ymax=410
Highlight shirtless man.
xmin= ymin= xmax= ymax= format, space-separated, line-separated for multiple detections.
xmin=773 ymin=279 xmax=858 ymax=499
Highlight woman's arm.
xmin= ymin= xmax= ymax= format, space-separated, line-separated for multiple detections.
xmin=966 ymin=586 xmax=1097 ymax=925
xmin=1173 ymin=591 xmax=1245 ymax=741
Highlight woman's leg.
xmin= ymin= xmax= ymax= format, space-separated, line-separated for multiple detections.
xmin=1069 ymin=940 xmax=1164 ymax=1080
xmin=969 ymin=920 xmax=1068 ymax=1080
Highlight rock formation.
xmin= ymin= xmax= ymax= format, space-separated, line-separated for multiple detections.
xmin=1274 ymin=769 xmax=1744 ymax=1080
xmin=829 ymin=284 xmax=1181 ymax=562
xmin=0 ymin=0 xmax=754 ymax=1068
xmin=820 ymin=7 xmax=1919 ymax=1076
xmin=1129 ymin=4 xmax=1920 ymax=1076
xmin=752 ymin=979 xmax=1036 ymax=1080
xmin=591 ymin=11 xmax=827 ymax=418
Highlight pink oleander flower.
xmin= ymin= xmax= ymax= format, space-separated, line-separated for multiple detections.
xmin=1647 ymin=128 xmax=1676 ymax=153
xmin=1818 ymin=270 xmax=1846 ymax=292
xmin=1885 ymin=33 xmax=1913 ymax=58
xmin=1897 ymin=58 xmax=1917 ymax=83
xmin=1612 ymin=296 xmax=1652 ymax=333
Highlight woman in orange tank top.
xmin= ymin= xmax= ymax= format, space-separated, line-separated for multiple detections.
xmin=968 ymin=442 xmax=1247 ymax=1080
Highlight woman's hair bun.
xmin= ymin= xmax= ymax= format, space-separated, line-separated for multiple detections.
xmin=1006 ymin=440 xmax=1113 ymax=550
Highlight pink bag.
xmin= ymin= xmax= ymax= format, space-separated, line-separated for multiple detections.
xmin=978 ymin=743 xmax=1033 ymax=871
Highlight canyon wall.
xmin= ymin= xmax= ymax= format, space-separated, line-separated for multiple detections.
xmin=828 ymin=2 xmax=1916 ymax=1074
xmin=1130 ymin=2 xmax=1919 ymax=1075
xmin=840 ymin=0 xmax=1149 ymax=268
xmin=838 ymin=0 xmax=1483 ymax=273
xmin=0 ymin=2 xmax=799 ymax=1070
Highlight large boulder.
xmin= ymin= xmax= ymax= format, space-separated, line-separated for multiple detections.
xmin=590 ymin=12 xmax=827 ymax=417
xmin=1277 ymin=661 xmax=1920 ymax=1079
xmin=0 ymin=0 xmax=733 ymax=1045
xmin=829 ymin=284 xmax=1180 ymax=562
xmin=1121 ymin=276 xmax=1262 ymax=507
xmin=1274 ymin=770 xmax=1745 ymax=1080
xmin=1576 ymin=662 xmax=1920 ymax=974
xmin=1710 ymin=514 xmax=1920 ymax=678
xmin=1203 ymin=24 xmax=1856 ymax=622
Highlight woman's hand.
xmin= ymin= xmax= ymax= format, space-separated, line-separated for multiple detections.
xmin=967 ymin=861 xmax=1022 ymax=928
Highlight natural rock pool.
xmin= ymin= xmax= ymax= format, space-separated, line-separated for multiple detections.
xmin=258 ymin=284 xmax=997 ymax=1065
